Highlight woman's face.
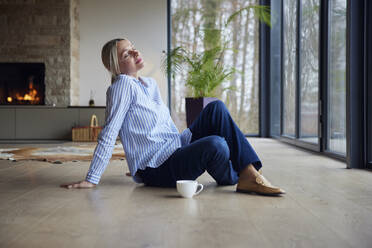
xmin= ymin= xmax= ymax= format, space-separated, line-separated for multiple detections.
xmin=117 ymin=39 xmax=144 ymax=77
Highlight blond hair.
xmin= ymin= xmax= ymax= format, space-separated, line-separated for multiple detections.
xmin=101 ymin=38 xmax=126 ymax=83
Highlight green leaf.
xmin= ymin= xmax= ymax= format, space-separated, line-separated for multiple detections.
xmin=226 ymin=5 xmax=271 ymax=28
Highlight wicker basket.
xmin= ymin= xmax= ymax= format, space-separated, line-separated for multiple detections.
xmin=72 ymin=115 xmax=103 ymax=142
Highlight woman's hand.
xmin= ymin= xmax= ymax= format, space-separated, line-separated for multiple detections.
xmin=60 ymin=180 xmax=96 ymax=189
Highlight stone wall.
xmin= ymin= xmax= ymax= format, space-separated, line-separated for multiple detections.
xmin=0 ymin=0 xmax=79 ymax=106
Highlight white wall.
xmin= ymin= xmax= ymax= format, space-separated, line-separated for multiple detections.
xmin=79 ymin=0 xmax=167 ymax=106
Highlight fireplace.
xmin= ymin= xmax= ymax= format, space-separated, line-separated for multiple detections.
xmin=0 ymin=63 xmax=45 ymax=105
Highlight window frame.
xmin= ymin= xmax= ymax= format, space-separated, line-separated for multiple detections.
xmin=365 ymin=0 xmax=372 ymax=169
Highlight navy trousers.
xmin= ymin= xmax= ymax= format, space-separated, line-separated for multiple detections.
xmin=137 ymin=100 xmax=262 ymax=187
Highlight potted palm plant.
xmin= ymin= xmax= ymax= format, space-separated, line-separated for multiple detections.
xmin=165 ymin=44 xmax=235 ymax=127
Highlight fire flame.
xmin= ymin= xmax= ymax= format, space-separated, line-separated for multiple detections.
xmin=15 ymin=80 xmax=40 ymax=103
xmin=3 ymin=76 xmax=41 ymax=104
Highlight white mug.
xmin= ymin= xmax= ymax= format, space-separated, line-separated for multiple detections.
xmin=176 ymin=180 xmax=203 ymax=198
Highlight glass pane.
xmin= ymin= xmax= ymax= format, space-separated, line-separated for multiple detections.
xmin=328 ymin=0 xmax=347 ymax=154
xmin=171 ymin=0 xmax=260 ymax=134
xmin=299 ymin=0 xmax=319 ymax=143
xmin=283 ymin=0 xmax=297 ymax=136
xmin=270 ymin=0 xmax=282 ymax=137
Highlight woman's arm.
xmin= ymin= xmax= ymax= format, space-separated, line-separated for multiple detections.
xmin=61 ymin=76 xmax=134 ymax=189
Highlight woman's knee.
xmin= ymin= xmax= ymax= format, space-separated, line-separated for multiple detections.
xmin=206 ymin=100 xmax=227 ymax=112
xmin=204 ymin=100 xmax=230 ymax=118
xmin=204 ymin=136 xmax=230 ymax=160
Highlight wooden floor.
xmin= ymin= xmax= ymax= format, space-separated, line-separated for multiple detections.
xmin=1 ymin=138 xmax=372 ymax=248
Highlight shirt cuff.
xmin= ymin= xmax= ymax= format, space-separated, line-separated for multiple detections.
xmin=180 ymin=128 xmax=192 ymax=146
xmin=85 ymin=173 xmax=100 ymax=185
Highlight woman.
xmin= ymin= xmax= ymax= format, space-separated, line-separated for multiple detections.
xmin=61 ymin=38 xmax=285 ymax=196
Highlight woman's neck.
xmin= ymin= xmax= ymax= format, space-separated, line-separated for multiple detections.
xmin=127 ymin=73 xmax=138 ymax=79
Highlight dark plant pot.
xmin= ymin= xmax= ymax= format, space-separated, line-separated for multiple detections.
xmin=185 ymin=97 xmax=219 ymax=127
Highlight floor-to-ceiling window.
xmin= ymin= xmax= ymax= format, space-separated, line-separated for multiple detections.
xmin=281 ymin=0 xmax=320 ymax=150
xmin=270 ymin=0 xmax=372 ymax=168
xmin=170 ymin=0 xmax=260 ymax=134
xmin=276 ymin=0 xmax=348 ymax=158
xmin=327 ymin=0 xmax=347 ymax=155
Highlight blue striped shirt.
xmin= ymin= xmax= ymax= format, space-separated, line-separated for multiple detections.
xmin=85 ymin=74 xmax=192 ymax=185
